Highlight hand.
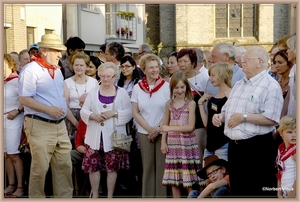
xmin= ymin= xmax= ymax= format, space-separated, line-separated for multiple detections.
xmin=212 ymin=113 xmax=223 ymax=127
xmin=198 ymin=93 xmax=212 ymax=105
xmin=161 ymin=141 xmax=168 ymax=154
xmin=6 ymin=109 xmax=19 ymax=120
xmin=91 ymin=113 xmax=107 ymax=122
xmin=228 ymin=113 xmax=243 ymax=128
xmin=47 ymin=106 xmax=65 ymax=119
xmin=159 ymin=125 xmax=169 ymax=133
xmin=101 ymin=111 xmax=115 ymax=119
xmin=147 ymin=126 xmax=159 ymax=142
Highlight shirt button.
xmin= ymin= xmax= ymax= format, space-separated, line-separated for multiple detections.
xmin=100 ymin=122 xmax=104 ymax=126
xmin=103 ymin=105 xmax=107 ymax=108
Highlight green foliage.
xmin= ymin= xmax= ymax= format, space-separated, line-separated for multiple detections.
xmin=145 ymin=27 xmax=157 ymax=54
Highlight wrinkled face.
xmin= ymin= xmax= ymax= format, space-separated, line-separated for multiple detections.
xmin=73 ymin=58 xmax=87 ymax=76
xmin=168 ymin=56 xmax=179 ymax=74
xmin=86 ymin=61 xmax=97 ymax=77
xmin=98 ymin=68 xmax=116 ymax=87
xmin=105 ymin=47 xmax=114 ymax=62
xmin=210 ymin=48 xmax=226 ymax=64
xmin=44 ymin=48 xmax=62 ymax=66
xmin=19 ymin=52 xmax=30 ymax=68
xmin=286 ymin=48 xmax=295 ymax=63
xmin=273 ymin=55 xmax=291 ymax=76
xmin=173 ymin=80 xmax=186 ymax=99
xmin=178 ymin=54 xmax=194 ymax=74
xmin=120 ymin=61 xmax=135 ymax=78
xmin=241 ymin=49 xmax=261 ymax=79
xmin=280 ymin=128 xmax=296 ymax=148
xmin=144 ymin=60 xmax=160 ymax=81
xmin=206 ymin=165 xmax=226 ymax=182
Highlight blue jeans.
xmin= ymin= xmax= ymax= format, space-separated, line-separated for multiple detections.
xmin=187 ymin=186 xmax=230 ymax=198
xmin=203 ymin=143 xmax=228 ymax=161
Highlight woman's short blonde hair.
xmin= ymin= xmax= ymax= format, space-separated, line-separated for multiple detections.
xmin=70 ymin=52 xmax=90 ymax=67
xmin=208 ymin=62 xmax=233 ymax=88
xmin=98 ymin=62 xmax=120 ymax=80
xmin=139 ymin=53 xmax=160 ymax=71
xmin=278 ymin=115 xmax=296 ymax=134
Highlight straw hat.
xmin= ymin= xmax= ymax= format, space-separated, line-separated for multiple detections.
xmin=197 ymin=155 xmax=228 ymax=180
xmin=37 ymin=34 xmax=67 ymax=51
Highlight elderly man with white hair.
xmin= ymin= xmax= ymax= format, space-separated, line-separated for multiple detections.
xmin=212 ymin=46 xmax=283 ymax=197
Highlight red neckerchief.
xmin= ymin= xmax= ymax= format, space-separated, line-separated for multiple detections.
xmin=138 ymin=76 xmax=165 ymax=97
xmin=30 ymin=54 xmax=59 ymax=79
xmin=4 ymin=72 xmax=18 ymax=84
xmin=277 ymin=143 xmax=296 ymax=181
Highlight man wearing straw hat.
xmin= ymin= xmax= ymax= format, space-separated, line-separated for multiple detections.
xmin=19 ymin=33 xmax=73 ymax=198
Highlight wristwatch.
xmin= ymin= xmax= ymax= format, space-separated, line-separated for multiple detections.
xmin=243 ymin=113 xmax=248 ymax=123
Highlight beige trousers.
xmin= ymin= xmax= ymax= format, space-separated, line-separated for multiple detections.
xmin=24 ymin=117 xmax=73 ymax=198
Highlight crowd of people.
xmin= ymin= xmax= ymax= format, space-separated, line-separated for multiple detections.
xmin=3 ymin=32 xmax=296 ymax=198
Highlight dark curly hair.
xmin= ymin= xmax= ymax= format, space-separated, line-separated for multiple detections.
xmin=107 ymin=42 xmax=125 ymax=61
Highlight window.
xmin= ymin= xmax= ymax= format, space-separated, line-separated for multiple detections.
xmin=105 ymin=4 xmax=137 ymax=41
xmin=81 ymin=4 xmax=100 ymax=13
xmin=27 ymin=27 xmax=35 ymax=48
xmin=45 ymin=29 xmax=54 ymax=34
xmin=215 ymin=4 xmax=258 ymax=38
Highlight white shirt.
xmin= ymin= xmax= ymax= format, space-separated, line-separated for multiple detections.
xmin=131 ymin=82 xmax=170 ymax=134
xmin=222 ymin=70 xmax=283 ymax=140
xmin=80 ymin=86 xmax=132 ymax=151
xmin=281 ymin=156 xmax=296 ymax=197
xmin=64 ymin=76 xmax=98 ymax=109
xmin=287 ymin=64 xmax=296 ymax=116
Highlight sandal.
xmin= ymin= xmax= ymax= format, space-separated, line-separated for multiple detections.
xmin=4 ymin=184 xmax=16 ymax=196
xmin=6 ymin=187 xmax=24 ymax=198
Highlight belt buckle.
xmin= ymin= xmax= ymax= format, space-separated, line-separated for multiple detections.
xmin=234 ymin=139 xmax=239 ymax=144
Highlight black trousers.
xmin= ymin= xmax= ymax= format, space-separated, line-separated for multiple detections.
xmin=228 ymin=132 xmax=278 ymax=198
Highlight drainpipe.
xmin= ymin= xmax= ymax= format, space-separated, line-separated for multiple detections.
xmin=62 ymin=4 xmax=67 ymax=43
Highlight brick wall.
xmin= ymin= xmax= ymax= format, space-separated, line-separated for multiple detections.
xmin=150 ymin=4 xmax=293 ymax=59
xmin=4 ymin=4 xmax=27 ymax=53
xmin=273 ymin=4 xmax=290 ymax=42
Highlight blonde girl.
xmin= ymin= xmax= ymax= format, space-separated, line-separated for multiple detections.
xmin=160 ymin=71 xmax=201 ymax=198
xmin=198 ymin=62 xmax=233 ymax=161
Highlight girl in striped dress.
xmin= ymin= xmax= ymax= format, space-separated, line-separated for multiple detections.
xmin=160 ymin=71 xmax=201 ymax=198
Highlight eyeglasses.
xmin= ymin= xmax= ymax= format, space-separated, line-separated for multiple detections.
xmin=207 ymin=167 xmax=221 ymax=178
xmin=138 ymin=51 xmax=146 ymax=56
xmin=99 ymin=75 xmax=115 ymax=79
xmin=120 ymin=65 xmax=132 ymax=69
xmin=242 ymin=57 xmax=262 ymax=63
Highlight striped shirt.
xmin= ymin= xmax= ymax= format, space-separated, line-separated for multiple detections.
xmin=222 ymin=70 xmax=283 ymax=140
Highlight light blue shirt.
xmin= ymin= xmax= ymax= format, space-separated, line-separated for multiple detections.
xmin=18 ymin=61 xmax=67 ymax=120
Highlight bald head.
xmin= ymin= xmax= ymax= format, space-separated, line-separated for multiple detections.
xmin=79 ymin=93 xmax=88 ymax=107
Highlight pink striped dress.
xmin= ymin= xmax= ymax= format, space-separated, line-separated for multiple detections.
xmin=162 ymin=100 xmax=202 ymax=188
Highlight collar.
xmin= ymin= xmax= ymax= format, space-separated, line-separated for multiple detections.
xmin=243 ymin=70 xmax=267 ymax=85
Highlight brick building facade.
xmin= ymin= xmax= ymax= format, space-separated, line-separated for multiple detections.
xmin=145 ymin=4 xmax=296 ymax=60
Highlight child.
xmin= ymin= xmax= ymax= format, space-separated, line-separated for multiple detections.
xmin=198 ymin=62 xmax=232 ymax=161
xmin=277 ymin=115 xmax=296 ymax=198
xmin=160 ymin=71 xmax=201 ymax=198
xmin=188 ymin=155 xmax=230 ymax=198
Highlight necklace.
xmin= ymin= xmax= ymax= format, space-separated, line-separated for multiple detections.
xmin=74 ymin=76 xmax=87 ymax=98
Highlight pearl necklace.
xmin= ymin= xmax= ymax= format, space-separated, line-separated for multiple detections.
xmin=74 ymin=76 xmax=87 ymax=98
